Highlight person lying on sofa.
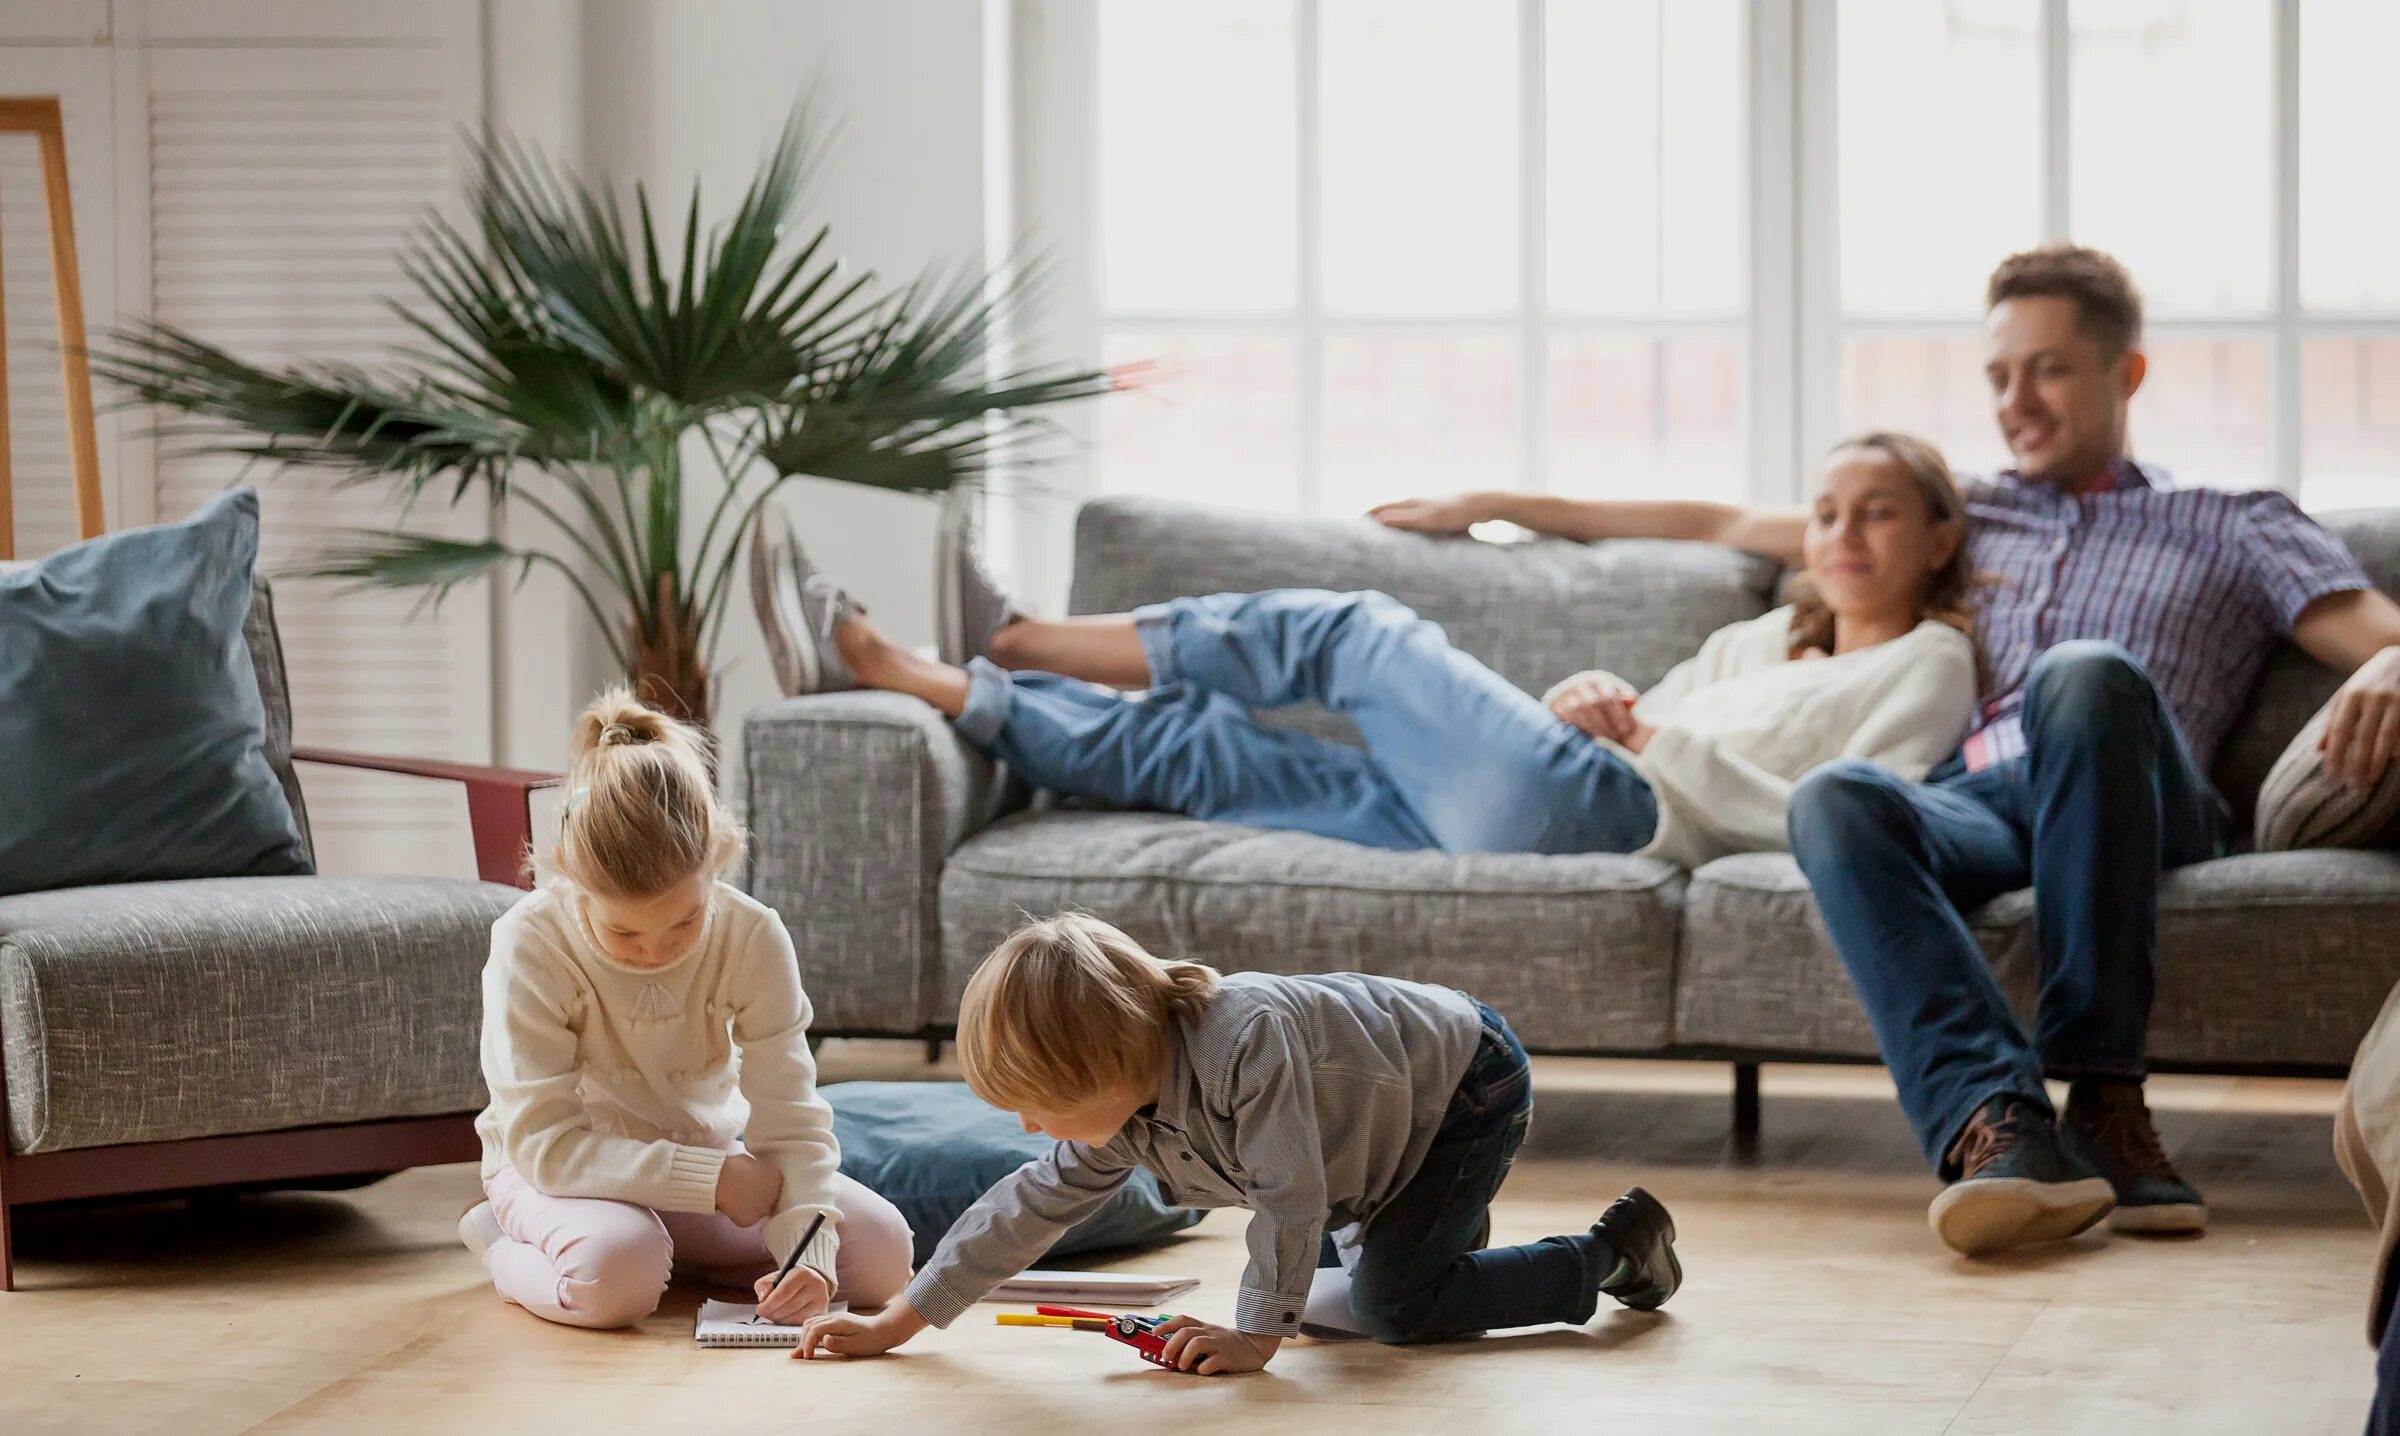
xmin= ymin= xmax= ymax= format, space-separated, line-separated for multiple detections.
xmin=759 ymin=431 xmax=1978 ymax=872
xmin=1376 ymin=243 xmax=2400 ymax=1255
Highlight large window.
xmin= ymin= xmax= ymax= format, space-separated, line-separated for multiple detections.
xmin=1033 ymin=0 xmax=2400 ymax=513
xmin=1080 ymin=0 xmax=1747 ymax=514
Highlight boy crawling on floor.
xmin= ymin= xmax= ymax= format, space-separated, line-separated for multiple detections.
xmin=796 ymin=912 xmax=1682 ymax=1373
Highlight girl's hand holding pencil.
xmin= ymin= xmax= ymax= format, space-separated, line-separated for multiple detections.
xmin=753 ymin=1263 xmax=833 ymax=1326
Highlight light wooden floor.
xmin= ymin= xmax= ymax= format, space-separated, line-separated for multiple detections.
xmin=1 ymin=1047 xmax=2379 ymax=1436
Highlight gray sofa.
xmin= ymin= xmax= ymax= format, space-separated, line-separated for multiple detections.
xmin=0 ymin=578 xmax=545 ymax=1289
xmin=744 ymin=497 xmax=2400 ymax=1100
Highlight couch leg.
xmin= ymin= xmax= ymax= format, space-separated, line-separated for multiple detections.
xmin=924 ymin=1037 xmax=945 ymax=1064
xmin=1 ymin=1198 xmax=14 ymax=1292
xmin=1732 ymin=1062 xmax=1761 ymax=1140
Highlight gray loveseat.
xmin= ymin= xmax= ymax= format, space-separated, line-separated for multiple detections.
xmin=0 ymin=578 xmax=546 ymax=1288
xmin=744 ymin=497 xmax=2400 ymax=1115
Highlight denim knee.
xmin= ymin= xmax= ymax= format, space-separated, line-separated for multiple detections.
xmin=1787 ymin=758 xmax=1917 ymax=863
xmin=2024 ymin=641 xmax=2158 ymax=738
xmin=1345 ymin=1274 xmax=1439 ymax=1345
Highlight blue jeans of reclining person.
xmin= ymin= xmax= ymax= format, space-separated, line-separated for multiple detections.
xmin=1785 ymin=641 xmax=2234 ymax=1171
xmin=951 ymin=588 xmax=1660 ymax=855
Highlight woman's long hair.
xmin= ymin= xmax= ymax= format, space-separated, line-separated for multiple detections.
xmin=1786 ymin=431 xmax=1982 ymax=686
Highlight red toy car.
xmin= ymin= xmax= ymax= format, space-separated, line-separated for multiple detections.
xmin=1105 ymin=1314 xmax=1175 ymax=1369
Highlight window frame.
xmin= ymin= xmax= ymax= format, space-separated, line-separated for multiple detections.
xmin=1013 ymin=0 xmax=2396 ymax=536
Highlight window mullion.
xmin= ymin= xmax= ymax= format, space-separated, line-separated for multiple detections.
xmin=1519 ymin=0 xmax=1548 ymax=495
xmin=2042 ymin=0 xmax=2070 ymax=242
xmin=2272 ymin=0 xmax=2303 ymax=497
xmin=1296 ymin=0 xmax=1324 ymax=515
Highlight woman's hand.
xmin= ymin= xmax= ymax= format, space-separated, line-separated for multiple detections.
xmin=1549 ymin=673 xmax=1641 ymax=744
xmin=794 ymin=1301 xmax=931 ymax=1361
xmin=753 ymin=1263 xmax=834 ymax=1326
xmin=714 ymin=1151 xmax=783 ymax=1228
xmin=1154 ymin=1316 xmax=1281 ymax=1375
xmin=1368 ymin=493 xmax=1492 ymax=536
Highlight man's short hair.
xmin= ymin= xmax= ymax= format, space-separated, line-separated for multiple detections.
xmin=1985 ymin=244 xmax=2144 ymax=357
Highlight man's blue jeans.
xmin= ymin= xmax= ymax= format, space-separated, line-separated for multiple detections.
xmin=1786 ymin=641 xmax=2233 ymax=1171
xmin=954 ymin=589 xmax=1660 ymax=855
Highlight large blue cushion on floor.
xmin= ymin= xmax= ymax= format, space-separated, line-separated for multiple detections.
xmin=0 ymin=489 xmax=309 ymax=898
xmin=827 ymin=1080 xmax=1205 ymax=1265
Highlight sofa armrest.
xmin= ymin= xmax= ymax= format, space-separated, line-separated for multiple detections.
xmin=292 ymin=748 xmax=561 ymax=889
xmin=742 ymin=692 xmax=1023 ymax=1035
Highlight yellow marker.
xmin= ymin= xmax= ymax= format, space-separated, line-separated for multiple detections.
xmin=995 ymin=1313 xmax=1102 ymax=1329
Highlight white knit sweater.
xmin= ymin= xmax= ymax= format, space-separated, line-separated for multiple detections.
xmin=1545 ymin=607 xmax=1978 ymax=868
xmin=474 ymin=880 xmax=843 ymax=1285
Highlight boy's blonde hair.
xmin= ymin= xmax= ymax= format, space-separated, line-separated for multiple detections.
xmin=548 ymin=688 xmax=744 ymax=900
xmin=958 ymin=913 xmax=1219 ymax=1112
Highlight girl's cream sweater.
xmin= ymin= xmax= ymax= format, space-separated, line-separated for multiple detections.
xmin=475 ymin=880 xmax=842 ymax=1284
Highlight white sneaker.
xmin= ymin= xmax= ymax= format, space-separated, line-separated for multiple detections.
xmin=936 ymin=483 xmax=1026 ymax=667
xmin=458 ymin=1200 xmax=503 ymax=1260
xmin=750 ymin=507 xmax=865 ymax=696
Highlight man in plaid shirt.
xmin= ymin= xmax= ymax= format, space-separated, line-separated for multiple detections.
xmin=1375 ymin=244 xmax=2400 ymax=1257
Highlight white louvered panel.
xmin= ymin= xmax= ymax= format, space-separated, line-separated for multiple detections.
xmin=144 ymin=43 xmax=491 ymax=881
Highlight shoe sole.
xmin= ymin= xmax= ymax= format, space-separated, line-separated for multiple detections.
xmin=2107 ymin=1201 xmax=2208 ymax=1235
xmin=750 ymin=516 xmax=824 ymax=696
xmin=1929 ymin=1176 xmax=2117 ymax=1257
xmin=1612 ymin=1186 xmax=1682 ymax=1311
xmin=935 ymin=488 xmax=969 ymax=667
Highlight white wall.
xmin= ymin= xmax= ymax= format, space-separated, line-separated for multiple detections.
xmin=493 ymin=0 xmax=1000 ymax=782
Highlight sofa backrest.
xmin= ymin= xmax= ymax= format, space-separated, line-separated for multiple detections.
xmin=1069 ymin=497 xmax=1784 ymax=700
xmin=243 ymin=577 xmax=315 ymax=864
xmin=2214 ymin=508 xmax=2400 ymax=824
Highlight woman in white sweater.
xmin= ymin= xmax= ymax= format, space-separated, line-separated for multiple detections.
xmin=789 ymin=432 xmax=1978 ymax=868
xmin=459 ymin=692 xmax=913 ymax=1330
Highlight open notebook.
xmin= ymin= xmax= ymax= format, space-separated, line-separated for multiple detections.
xmin=694 ymin=1299 xmax=847 ymax=1347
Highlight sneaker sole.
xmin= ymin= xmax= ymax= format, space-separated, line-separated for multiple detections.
xmin=1928 ymin=1177 xmax=2117 ymax=1257
xmin=2107 ymin=1201 xmax=2208 ymax=1235
xmin=750 ymin=518 xmax=823 ymax=696
xmin=935 ymin=489 xmax=969 ymax=667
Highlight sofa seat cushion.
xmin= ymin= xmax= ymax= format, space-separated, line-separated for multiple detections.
xmin=1 ymin=876 xmax=522 ymax=1155
xmin=938 ymin=810 xmax=1686 ymax=1051
xmin=1676 ymin=849 xmax=2400 ymax=1069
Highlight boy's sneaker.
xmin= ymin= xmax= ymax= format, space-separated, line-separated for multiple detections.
xmin=1591 ymin=1186 xmax=1681 ymax=1311
xmin=1927 ymin=1095 xmax=2117 ymax=1257
xmin=936 ymin=484 xmax=1025 ymax=667
xmin=458 ymin=1201 xmax=503 ymax=1260
xmin=750 ymin=508 xmax=863 ymax=696
xmin=2064 ymin=1078 xmax=2207 ymax=1235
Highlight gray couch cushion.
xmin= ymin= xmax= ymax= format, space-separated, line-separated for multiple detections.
xmin=2214 ymin=508 xmax=2400 ymax=823
xmin=0 ymin=876 xmax=520 ymax=1155
xmin=1676 ymin=850 xmax=2400 ymax=1069
xmin=0 ymin=489 xmax=309 ymax=896
xmin=937 ymin=810 xmax=1685 ymax=1051
xmin=1069 ymin=497 xmax=1782 ymax=699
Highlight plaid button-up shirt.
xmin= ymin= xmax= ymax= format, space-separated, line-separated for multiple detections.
xmin=1960 ymin=461 xmax=2371 ymax=770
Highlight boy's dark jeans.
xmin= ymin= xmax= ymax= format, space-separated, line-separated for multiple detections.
xmin=1341 ymin=1002 xmax=1607 ymax=1343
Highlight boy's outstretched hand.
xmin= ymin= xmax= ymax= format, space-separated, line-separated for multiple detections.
xmin=1155 ymin=1315 xmax=1280 ymax=1375
xmin=793 ymin=1301 xmax=929 ymax=1361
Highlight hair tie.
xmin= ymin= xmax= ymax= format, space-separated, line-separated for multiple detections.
xmin=561 ymin=785 xmax=590 ymax=817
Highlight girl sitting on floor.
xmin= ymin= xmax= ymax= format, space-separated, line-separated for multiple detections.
xmin=458 ymin=690 xmax=913 ymax=1329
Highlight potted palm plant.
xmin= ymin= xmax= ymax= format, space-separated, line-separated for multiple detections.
xmin=92 ymin=110 xmax=1117 ymax=729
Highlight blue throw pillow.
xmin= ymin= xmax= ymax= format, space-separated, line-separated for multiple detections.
xmin=827 ymin=1081 xmax=1205 ymax=1266
xmin=0 ymin=489 xmax=309 ymax=896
